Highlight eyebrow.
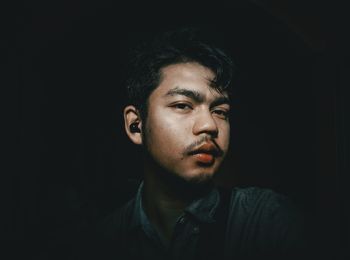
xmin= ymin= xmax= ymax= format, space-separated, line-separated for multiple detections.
xmin=210 ymin=96 xmax=230 ymax=108
xmin=164 ymin=87 xmax=230 ymax=107
xmin=164 ymin=87 xmax=204 ymax=103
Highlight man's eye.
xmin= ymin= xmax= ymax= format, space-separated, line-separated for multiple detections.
xmin=173 ymin=103 xmax=192 ymax=110
xmin=213 ymin=109 xmax=229 ymax=119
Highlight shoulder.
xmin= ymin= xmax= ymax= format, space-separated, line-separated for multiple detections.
xmin=231 ymin=186 xmax=286 ymax=201
xmin=229 ymin=186 xmax=299 ymax=216
xmin=226 ymin=186 xmax=307 ymax=256
xmin=95 ymin=198 xmax=136 ymax=240
xmin=76 ymin=198 xmax=136 ymax=260
xmin=227 ymin=186 xmax=305 ymax=230
xmin=96 ymin=179 xmax=142 ymax=239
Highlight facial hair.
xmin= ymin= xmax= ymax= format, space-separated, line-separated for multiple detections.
xmin=141 ymin=135 xmax=214 ymax=200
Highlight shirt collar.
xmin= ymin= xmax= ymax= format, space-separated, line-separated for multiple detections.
xmin=130 ymin=181 xmax=221 ymax=230
xmin=184 ymin=188 xmax=220 ymax=223
xmin=129 ymin=182 xmax=144 ymax=230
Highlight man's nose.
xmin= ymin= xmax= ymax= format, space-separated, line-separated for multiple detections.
xmin=192 ymin=110 xmax=219 ymax=137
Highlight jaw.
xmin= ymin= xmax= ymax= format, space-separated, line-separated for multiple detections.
xmin=143 ymin=155 xmax=215 ymax=201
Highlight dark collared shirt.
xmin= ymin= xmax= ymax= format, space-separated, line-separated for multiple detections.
xmin=95 ymin=183 xmax=307 ymax=260
xmin=130 ymin=183 xmax=222 ymax=259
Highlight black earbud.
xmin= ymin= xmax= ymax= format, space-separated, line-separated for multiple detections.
xmin=130 ymin=123 xmax=141 ymax=133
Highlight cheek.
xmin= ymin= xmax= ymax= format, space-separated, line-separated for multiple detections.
xmin=145 ymin=113 xmax=187 ymax=154
xmin=219 ymin=125 xmax=230 ymax=152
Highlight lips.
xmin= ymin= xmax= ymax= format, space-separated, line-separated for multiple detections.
xmin=193 ymin=153 xmax=215 ymax=164
xmin=188 ymin=143 xmax=220 ymax=165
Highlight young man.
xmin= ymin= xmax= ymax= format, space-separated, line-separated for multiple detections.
xmin=96 ymin=28 xmax=308 ymax=260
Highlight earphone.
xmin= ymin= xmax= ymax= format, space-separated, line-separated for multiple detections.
xmin=130 ymin=123 xmax=141 ymax=133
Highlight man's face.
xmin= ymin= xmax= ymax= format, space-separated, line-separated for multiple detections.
xmin=143 ymin=62 xmax=231 ymax=184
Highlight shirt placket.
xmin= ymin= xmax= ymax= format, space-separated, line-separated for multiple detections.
xmin=168 ymin=214 xmax=201 ymax=260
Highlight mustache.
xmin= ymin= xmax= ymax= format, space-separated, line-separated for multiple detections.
xmin=183 ymin=136 xmax=224 ymax=157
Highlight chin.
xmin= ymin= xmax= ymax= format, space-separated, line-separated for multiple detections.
xmin=154 ymin=166 xmax=216 ymax=197
xmin=179 ymin=173 xmax=215 ymax=197
xmin=147 ymin=155 xmax=217 ymax=192
xmin=181 ymin=170 xmax=216 ymax=185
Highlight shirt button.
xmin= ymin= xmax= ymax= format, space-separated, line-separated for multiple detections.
xmin=192 ymin=226 xmax=200 ymax=234
xmin=178 ymin=216 xmax=185 ymax=224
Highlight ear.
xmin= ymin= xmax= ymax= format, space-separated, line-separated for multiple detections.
xmin=123 ymin=105 xmax=143 ymax=145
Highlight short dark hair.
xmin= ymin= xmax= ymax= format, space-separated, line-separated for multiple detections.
xmin=125 ymin=27 xmax=237 ymax=121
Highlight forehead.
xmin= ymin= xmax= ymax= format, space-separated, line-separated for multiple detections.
xmin=153 ymin=62 xmax=226 ymax=99
xmin=161 ymin=62 xmax=215 ymax=84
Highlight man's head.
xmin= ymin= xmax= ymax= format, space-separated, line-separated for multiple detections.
xmin=123 ymin=28 xmax=236 ymax=186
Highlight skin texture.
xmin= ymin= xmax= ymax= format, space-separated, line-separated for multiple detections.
xmin=145 ymin=62 xmax=230 ymax=182
xmin=125 ymin=62 xmax=231 ymax=183
xmin=123 ymin=62 xmax=231 ymax=242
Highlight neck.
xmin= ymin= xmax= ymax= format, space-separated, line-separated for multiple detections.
xmin=142 ymin=172 xmax=189 ymax=243
xmin=142 ymin=158 xmax=213 ymax=243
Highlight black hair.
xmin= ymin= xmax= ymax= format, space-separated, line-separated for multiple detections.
xmin=125 ymin=27 xmax=237 ymax=121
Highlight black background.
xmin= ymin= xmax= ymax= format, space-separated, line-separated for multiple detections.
xmin=3 ymin=0 xmax=349 ymax=259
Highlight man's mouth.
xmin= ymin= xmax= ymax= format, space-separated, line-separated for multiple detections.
xmin=188 ymin=143 xmax=221 ymax=165
xmin=192 ymin=153 xmax=215 ymax=164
